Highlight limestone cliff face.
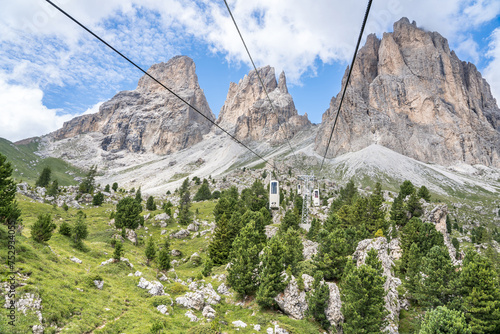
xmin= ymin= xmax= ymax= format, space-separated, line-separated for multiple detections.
xmin=315 ymin=18 xmax=500 ymax=167
xmin=51 ymin=56 xmax=215 ymax=155
xmin=217 ymin=66 xmax=310 ymax=144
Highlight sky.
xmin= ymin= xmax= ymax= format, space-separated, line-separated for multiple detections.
xmin=0 ymin=0 xmax=499 ymax=142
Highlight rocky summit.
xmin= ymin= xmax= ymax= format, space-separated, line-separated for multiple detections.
xmin=216 ymin=66 xmax=310 ymax=144
xmin=315 ymin=17 xmax=500 ymax=167
xmin=51 ymin=56 xmax=215 ymax=155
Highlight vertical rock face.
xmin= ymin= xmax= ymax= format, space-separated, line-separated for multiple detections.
xmin=51 ymin=56 xmax=215 ymax=155
xmin=217 ymin=66 xmax=310 ymax=144
xmin=315 ymin=18 xmax=500 ymax=167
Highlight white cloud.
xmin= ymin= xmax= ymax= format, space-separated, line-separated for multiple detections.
xmin=0 ymin=77 xmax=73 ymax=142
xmin=484 ymin=27 xmax=500 ymax=104
xmin=456 ymin=36 xmax=480 ymax=64
xmin=82 ymin=101 xmax=104 ymax=115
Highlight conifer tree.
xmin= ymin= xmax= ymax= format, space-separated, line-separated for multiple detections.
xmin=256 ymin=236 xmax=286 ymax=308
xmin=400 ymin=217 xmax=444 ymax=273
xmin=208 ymin=213 xmax=239 ymax=265
xmin=178 ymin=188 xmax=191 ymax=225
xmin=104 ymin=184 xmax=110 ymax=192
xmin=47 ymin=179 xmax=59 ymax=197
xmin=113 ymin=241 xmax=123 ymax=261
xmin=112 ymin=182 xmax=118 ymax=192
xmin=417 ymin=185 xmax=431 ymax=202
xmin=406 ymin=192 xmax=423 ymax=218
xmin=92 ymin=191 xmax=104 ymax=206
xmin=280 ymin=228 xmax=303 ymax=275
xmin=307 ymin=217 xmax=320 ymax=241
xmin=145 ymin=237 xmax=156 ymax=266
xmin=193 ymin=179 xmax=212 ymax=201
xmin=32 ymin=213 xmax=54 ymax=242
xmin=135 ymin=187 xmax=142 ymax=204
xmin=0 ymin=153 xmax=21 ymax=226
xmin=405 ymin=243 xmax=422 ymax=299
xmin=115 ymin=197 xmax=143 ymax=229
xmin=179 ymin=178 xmax=190 ymax=199
xmin=146 ymin=195 xmax=156 ymax=211
xmin=79 ymin=165 xmax=97 ymax=194
xmin=418 ymin=245 xmax=456 ymax=307
xmin=158 ymin=239 xmax=171 ymax=271
xmin=202 ymin=257 xmax=213 ymax=277
xmin=459 ymin=250 xmax=500 ymax=333
xmin=36 ymin=167 xmax=52 ymax=187
xmin=279 ymin=210 xmax=300 ymax=233
xmin=341 ymin=257 xmax=388 ymax=334
xmin=399 ymin=180 xmax=415 ymax=198
xmin=390 ymin=196 xmax=407 ymax=226
xmin=306 ymin=271 xmax=330 ymax=330
xmin=73 ymin=213 xmax=88 ymax=249
xmin=227 ymin=221 xmax=261 ymax=296
xmin=315 ymin=228 xmax=349 ymax=280
xmin=419 ymin=306 xmax=471 ymax=334
xmin=242 ymin=210 xmax=267 ymax=245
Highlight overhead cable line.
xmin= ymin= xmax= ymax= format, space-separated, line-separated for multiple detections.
xmin=223 ymin=0 xmax=301 ymax=171
xmin=45 ymin=0 xmax=275 ymax=171
xmin=319 ymin=0 xmax=373 ymax=171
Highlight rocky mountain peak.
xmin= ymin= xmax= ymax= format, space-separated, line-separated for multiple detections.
xmin=217 ymin=66 xmax=310 ymax=144
xmin=50 ymin=55 xmax=215 ymax=155
xmin=137 ymin=55 xmax=199 ymax=93
xmin=315 ymin=18 xmax=500 ymax=167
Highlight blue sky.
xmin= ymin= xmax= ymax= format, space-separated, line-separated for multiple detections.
xmin=0 ymin=0 xmax=499 ymax=142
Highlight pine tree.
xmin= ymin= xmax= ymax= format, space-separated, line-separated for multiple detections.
xmin=59 ymin=222 xmax=71 ymax=236
xmin=202 ymin=257 xmax=213 ymax=277
xmin=418 ymin=245 xmax=456 ymax=307
xmin=459 ymin=250 xmax=500 ymax=333
xmin=104 ymin=184 xmax=110 ymax=192
xmin=158 ymin=239 xmax=171 ymax=271
xmin=115 ymin=197 xmax=143 ymax=229
xmin=400 ymin=217 xmax=444 ymax=273
xmin=135 ymin=187 xmax=142 ymax=204
xmin=112 ymin=182 xmax=118 ymax=192
xmin=36 ymin=167 xmax=52 ymax=187
xmin=341 ymin=258 xmax=388 ymax=334
xmin=315 ymin=228 xmax=350 ymax=280
xmin=209 ymin=212 xmax=243 ymax=265
xmin=178 ymin=188 xmax=191 ymax=226
xmin=390 ymin=196 xmax=407 ymax=226
xmin=405 ymin=243 xmax=422 ymax=299
xmin=307 ymin=217 xmax=320 ymax=241
xmin=242 ymin=210 xmax=267 ymax=245
xmin=368 ymin=182 xmax=386 ymax=233
xmin=0 ymin=153 xmax=21 ymax=226
xmin=256 ymin=236 xmax=286 ymax=308
xmin=145 ymin=237 xmax=156 ymax=266
xmin=417 ymin=185 xmax=431 ymax=202
xmin=47 ymin=179 xmax=59 ymax=197
xmin=406 ymin=192 xmax=423 ymax=218
xmin=73 ymin=214 xmax=88 ymax=250
xmin=193 ymin=179 xmax=212 ymax=201
xmin=279 ymin=210 xmax=300 ymax=233
xmin=280 ymin=228 xmax=303 ymax=275
xmin=31 ymin=213 xmax=54 ymax=242
xmin=113 ymin=241 xmax=123 ymax=261
xmin=79 ymin=165 xmax=97 ymax=194
xmin=227 ymin=221 xmax=261 ymax=296
xmin=399 ymin=180 xmax=415 ymax=198
xmin=419 ymin=306 xmax=471 ymax=334
xmin=92 ymin=191 xmax=104 ymax=206
xmin=179 ymin=178 xmax=190 ymax=199
xmin=307 ymin=271 xmax=330 ymax=330
xmin=146 ymin=196 xmax=157 ymax=211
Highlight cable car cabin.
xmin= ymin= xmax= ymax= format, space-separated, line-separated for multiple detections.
xmin=312 ymin=189 xmax=320 ymax=207
xmin=297 ymin=184 xmax=302 ymax=195
xmin=269 ymin=180 xmax=280 ymax=209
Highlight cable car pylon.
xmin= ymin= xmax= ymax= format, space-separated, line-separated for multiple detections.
xmin=298 ymin=174 xmax=316 ymax=226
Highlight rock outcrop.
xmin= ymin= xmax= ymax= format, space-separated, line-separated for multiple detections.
xmin=274 ymin=276 xmax=308 ymax=320
xmin=217 ymin=66 xmax=310 ymax=144
xmin=315 ymin=18 xmax=500 ymax=167
xmin=51 ymin=56 xmax=215 ymax=155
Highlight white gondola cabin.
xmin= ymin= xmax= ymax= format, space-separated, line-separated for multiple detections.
xmin=312 ymin=189 xmax=320 ymax=207
xmin=297 ymin=184 xmax=302 ymax=195
xmin=269 ymin=180 xmax=280 ymax=209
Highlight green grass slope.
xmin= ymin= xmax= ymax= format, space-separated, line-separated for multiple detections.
xmin=0 ymin=196 xmax=321 ymax=334
xmin=0 ymin=138 xmax=84 ymax=186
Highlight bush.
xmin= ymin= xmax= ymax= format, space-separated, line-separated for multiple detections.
xmin=146 ymin=196 xmax=157 ymax=211
xmin=112 ymin=182 xmax=118 ymax=192
xmin=115 ymin=197 xmax=143 ymax=229
xmin=104 ymin=184 xmax=110 ymax=192
xmin=92 ymin=192 xmax=104 ymax=206
xmin=62 ymin=203 xmax=69 ymax=211
xmin=59 ymin=222 xmax=71 ymax=237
